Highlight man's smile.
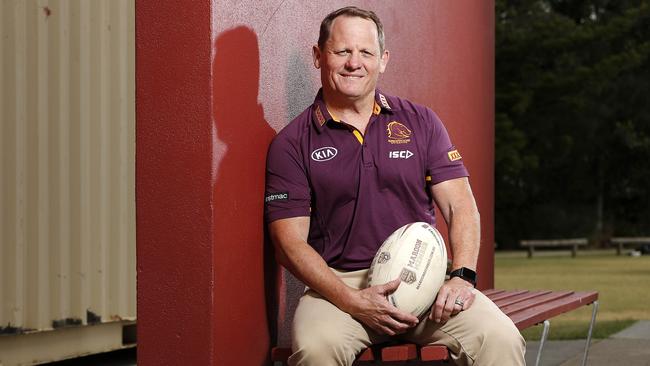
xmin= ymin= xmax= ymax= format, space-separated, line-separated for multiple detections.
xmin=340 ymin=74 xmax=364 ymax=79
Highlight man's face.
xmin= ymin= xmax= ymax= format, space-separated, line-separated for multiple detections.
xmin=313 ymin=16 xmax=389 ymax=102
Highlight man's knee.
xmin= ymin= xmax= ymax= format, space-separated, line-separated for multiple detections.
xmin=289 ymin=329 xmax=357 ymax=366
xmin=473 ymin=317 xmax=526 ymax=364
xmin=485 ymin=319 xmax=525 ymax=348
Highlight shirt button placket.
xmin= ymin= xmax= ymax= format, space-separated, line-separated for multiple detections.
xmin=362 ymin=121 xmax=376 ymax=168
xmin=362 ymin=142 xmax=373 ymax=168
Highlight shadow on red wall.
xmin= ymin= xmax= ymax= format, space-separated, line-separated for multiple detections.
xmin=212 ymin=26 xmax=277 ymax=365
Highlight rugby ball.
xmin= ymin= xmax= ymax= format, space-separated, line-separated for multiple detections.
xmin=367 ymin=222 xmax=447 ymax=318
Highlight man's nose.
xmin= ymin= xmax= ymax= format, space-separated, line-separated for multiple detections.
xmin=345 ymin=52 xmax=362 ymax=69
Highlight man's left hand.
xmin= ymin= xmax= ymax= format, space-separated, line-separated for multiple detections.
xmin=429 ymin=276 xmax=476 ymax=324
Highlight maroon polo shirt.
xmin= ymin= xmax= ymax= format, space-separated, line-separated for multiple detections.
xmin=265 ymin=89 xmax=468 ymax=270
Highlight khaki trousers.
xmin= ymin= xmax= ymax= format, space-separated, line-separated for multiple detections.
xmin=288 ymin=269 xmax=526 ymax=366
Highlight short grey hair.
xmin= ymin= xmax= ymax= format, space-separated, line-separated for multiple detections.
xmin=318 ymin=6 xmax=385 ymax=53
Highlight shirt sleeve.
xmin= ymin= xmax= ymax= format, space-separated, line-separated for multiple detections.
xmin=423 ymin=108 xmax=469 ymax=184
xmin=264 ymin=133 xmax=311 ymax=222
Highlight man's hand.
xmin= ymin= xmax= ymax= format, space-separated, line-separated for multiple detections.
xmin=345 ymin=278 xmax=420 ymax=336
xmin=429 ymin=277 xmax=476 ymax=324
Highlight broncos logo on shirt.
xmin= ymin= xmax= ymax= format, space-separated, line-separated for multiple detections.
xmin=387 ymin=121 xmax=412 ymax=144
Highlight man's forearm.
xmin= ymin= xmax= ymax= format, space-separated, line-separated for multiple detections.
xmin=430 ymin=178 xmax=481 ymax=272
xmin=270 ymin=218 xmax=358 ymax=313
xmin=448 ymin=205 xmax=480 ymax=271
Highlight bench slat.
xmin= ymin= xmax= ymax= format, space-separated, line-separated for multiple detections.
xmin=420 ymin=345 xmax=450 ymax=361
xmin=381 ymin=344 xmax=417 ymax=361
xmin=499 ymin=291 xmax=574 ymax=316
xmin=493 ymin=290 xmax=553 ymax=307
xmin=482 ymin=288 xmax=504 ymax=296
xmin=357 ymin=348 xmax=375 ymax=361
xmin=509 ymin=291 xmax=598 ymax=330
xmin=611 ymin=237 xmax=650 ymax=244
xmin=520 ymin=239 xmax=588 ymax=246
xmin=487 ymin=289 xmax=530 ymax=302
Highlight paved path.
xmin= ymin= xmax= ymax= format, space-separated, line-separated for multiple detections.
xmin=526 ymin=321 xmax=650 ymax=366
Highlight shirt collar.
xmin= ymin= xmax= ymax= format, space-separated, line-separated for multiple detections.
xmin=311 ymin=89 xmax=394 ymax=129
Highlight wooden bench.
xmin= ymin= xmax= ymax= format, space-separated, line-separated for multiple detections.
xmin=520 ymin=238 xmax=588 ymax=258
xmin=271 ymin=289 xmax=599 ymax=366
xmin=610 ymin=237 xmax=650 ymax=255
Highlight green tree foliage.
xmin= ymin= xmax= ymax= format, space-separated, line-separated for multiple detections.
xmin=496 ymin=0 xmax=650 ymax=248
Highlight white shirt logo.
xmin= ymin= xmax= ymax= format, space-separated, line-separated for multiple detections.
xmin=311 ymin=147 xmax=338 ymax=162
xmin=389 ymin=150 xmax=414 ymax=159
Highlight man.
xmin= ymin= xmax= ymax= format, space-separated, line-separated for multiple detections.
xmin=265 ymin=6 xmax=525 ymax=366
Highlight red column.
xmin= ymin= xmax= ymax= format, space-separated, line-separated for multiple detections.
xmin=136 ymin=1 xmax=215 ymax=365
xmin=136 ymin=1 xmax=494 ymax=365
xmin=433 ymin=1 xmax=495 ymax=290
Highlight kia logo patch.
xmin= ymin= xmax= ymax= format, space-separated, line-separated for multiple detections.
xmin=311 ymin=147 xmax=338 ymax=162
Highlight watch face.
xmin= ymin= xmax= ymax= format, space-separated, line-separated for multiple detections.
xmin=452 ymin=267 xmax=477 ymax=285
xmin=461 ymin=268 xmax=476 ymax=280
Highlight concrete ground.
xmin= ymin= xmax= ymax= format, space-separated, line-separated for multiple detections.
xmin=526 ymin=320 xmax=650 ymax=366
xmin=42 ymin=348 xmax=136 ymax=366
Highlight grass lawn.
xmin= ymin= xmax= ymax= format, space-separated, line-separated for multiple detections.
xmin=494 ymin=251 xmax=650 ymax=340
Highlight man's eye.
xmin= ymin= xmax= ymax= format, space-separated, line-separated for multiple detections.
xmin=336 ymin=50 xmax=348 ymax=55
xmin=362 ymin=51 xmax=374 ymax=56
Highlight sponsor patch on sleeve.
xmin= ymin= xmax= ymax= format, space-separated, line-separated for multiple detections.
xmin=265 ymin=192 xmax=289 ymax=203
xmin=447 ymin=150 xmax=462 ymax=162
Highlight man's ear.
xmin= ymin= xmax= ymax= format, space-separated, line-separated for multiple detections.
xmin=312 ymin=45 xmax=322 ymax=69
xmin=379 ymin=49 xmax=390 ymax=74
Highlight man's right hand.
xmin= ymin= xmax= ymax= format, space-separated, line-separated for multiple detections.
xmin=344 ymin=278 xmax=420 ymax=336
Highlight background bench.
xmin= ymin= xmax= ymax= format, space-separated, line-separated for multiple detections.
xmin=271 ymin=289 xmax=599 ymax=366
xmin=520 ymin=238 xmax=588 ymax=258
xmin=610 ymin=237 xmax=650 ymax=255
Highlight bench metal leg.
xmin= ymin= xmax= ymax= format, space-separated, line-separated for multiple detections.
xmin=535 ymin=320 xmax=550 ymax=366
xmin=581 ymin=300 xmax=599 ymax=366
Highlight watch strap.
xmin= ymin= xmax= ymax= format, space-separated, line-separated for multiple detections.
xmin=449 ymin=267 xmax=477 ymax=287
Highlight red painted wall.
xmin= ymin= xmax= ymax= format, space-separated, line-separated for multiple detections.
xmin=136 ymin=1 xmax=214 ymax=365
xmin=137 ymin=1 xmax=494 ymax=365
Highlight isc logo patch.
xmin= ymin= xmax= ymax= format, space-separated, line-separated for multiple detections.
xmin=389 ymin=150 xmax=413 ymax=159
xmin=311 ymin=147 xmax=338 ymax=162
